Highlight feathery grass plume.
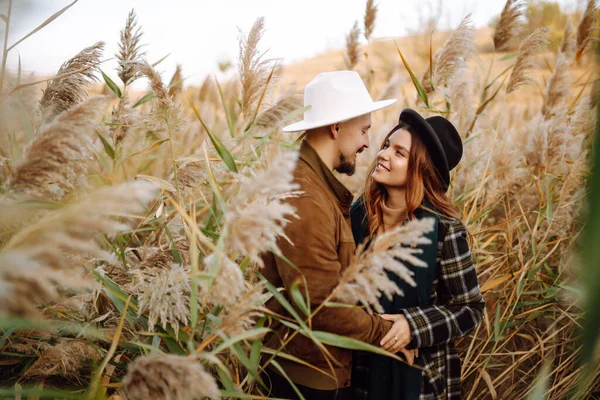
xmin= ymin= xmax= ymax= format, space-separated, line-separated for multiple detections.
xmin=109 ymin=90 xmax=135 ymax=146
xmin=345 ymin=21 xmax=361 ymax=70
xmin=364 ymin=0 xmax=378 ymax=41
xmin=493 ymin=0 xmax=525 ymax=52
xmin=168 ymin=64 xmax=183 ymax=98
xmin=7 ymin=96 xmax=109 ymax=201
xmin=219 ymin=282 xmax=266 ymax=336
xmin=132 ymin=263 xmax=191 ymax=332
xmin=254 ymin=95 xmax=302 ymax=131
xmin=542 ymin=53 xmax=571 ymax=117
xmin=224 ymin=151 xmax=300 ymax=267
xmin=506 ymin=27 xmax=551 ymax=94
xmin=138 ymin=238 xmax=190 ymax=271
xmin=422 ymin=14 xmax=474 ymax=92
xmin=135 ymin=61 xmax=182 ymax=132
xmin=200 ymin=252 xmax=245 ymax=307
xmin=198 ymin=76 xmax=219 ymax=106
xmin=117 ymin=9 xmax=145 ymax=86
xmin=24 ymin=338 xmax=103 ymax=377
xmin=122 ymin=353 xmax=220 ymax=400
xmin=575 ymin=0 xmax=597 ymax=60
xmin=333 ymin=218 xmax=435 ymax=314
xmin=560 ymin=19 xmax=576 ymax=57
xmin=449 ymin=65 xmax=475 ymax=133
xmin=0 ymin=181 xmax=159 ymax=317
xmin=238 ymin=17 xmax=276 ymax=116
xmin=39 ymin=42 xmax=104 ymax=123
xmin=591 ymin=78 xmax=599 ymax=109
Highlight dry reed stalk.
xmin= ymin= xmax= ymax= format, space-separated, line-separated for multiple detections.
xmin=197 ymin=76 xmax=218 ymax=106
xmin=493 ymin=0 xmax=525 ymax=52
xmin=200 ymin=252 xmax=246 ymax=307
xmin=422 ymin=14 xmax=474 ymax=92
xmin=168 ymin=64 xmax=183 ymax=98
xmin=333 ymin=217 xmax=435 ymax=313
xmin=506 ymin=27 xmax=551 ymax=94
xmin=559 ymin=19 xmax=576 ymax=57
xmin=449 ymin=66 xmax=475 ymax=133
xmin=238 ymin=17 xmax=276 ymax=116
xmin=39 ymin=42 xmax=104 ymax=123
xmin=364 ymin=0 xmax=377 ymax=41
xmin=575 ymin=0 xmax=597 ymax=60
xmin=122 ymin=353 xmax=220 ymax=400
xmin=254 ymin=95 xmax=302 ymax=131
xmin=542 ymin=53 xmax=571 ymax=117
xmin=7 ymin=96 xmax=109 ymax=200
xmin=219 ymin=282 xmax=266 ymax=336
xmin=117 ymin=9 xmax=145 ymax=86
xmin=0 ymin=181 xmax=158 ymax=317
xmin=345 ymin=21 xmax=361 ymax=70
xmin=24 ymin=338 xmax=103 ymax=377
xmin=132 ymin=263 xmax=191 ymax=332
xmin=135 ymin=61 xmax=182 ymax=133
xmin=223 ymin=151 xmax=300 ymax=267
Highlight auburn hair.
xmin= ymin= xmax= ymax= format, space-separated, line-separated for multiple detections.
xmin=363 ymin=122 xmax=459 ymax=237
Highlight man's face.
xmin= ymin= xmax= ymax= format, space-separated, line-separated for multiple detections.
xmin=334 ymin=113 xmax=372 ymax=176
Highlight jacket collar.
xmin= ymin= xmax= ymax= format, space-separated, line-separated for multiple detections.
xmin=299 ymin=141 xmax=353 ymax=215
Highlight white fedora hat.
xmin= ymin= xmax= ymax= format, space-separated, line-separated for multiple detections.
xmin=282 ymin=70 xmax=396 ymax=132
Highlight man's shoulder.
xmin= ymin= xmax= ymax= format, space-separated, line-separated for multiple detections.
xmin=292 ymin=160 xmax=333 ymax=205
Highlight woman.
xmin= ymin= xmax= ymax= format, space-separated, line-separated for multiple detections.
xmin=350 ymin=108 xmax=484 ymax=400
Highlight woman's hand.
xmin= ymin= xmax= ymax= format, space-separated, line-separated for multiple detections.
xmin=380 ymin=313 xmax=412 ymax=353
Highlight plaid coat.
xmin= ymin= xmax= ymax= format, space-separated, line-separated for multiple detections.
xmin=401 ymin=217 xmax=485 ymax=399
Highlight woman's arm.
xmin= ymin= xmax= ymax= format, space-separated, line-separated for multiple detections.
xmin=400 ymin=219 xmax=485 ymax=349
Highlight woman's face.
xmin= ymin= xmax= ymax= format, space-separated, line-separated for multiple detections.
xmin=372 ymin=128 xmax=412 ymax=188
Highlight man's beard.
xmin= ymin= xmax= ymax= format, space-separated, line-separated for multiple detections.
xmin=335 ymin=153 xmax=356 ymax=176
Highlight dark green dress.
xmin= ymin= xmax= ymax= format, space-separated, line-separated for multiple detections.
xmin=350 ymin=197 xmax=441 ymax=400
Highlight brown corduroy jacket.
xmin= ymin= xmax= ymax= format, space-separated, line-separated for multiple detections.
xmin=262 ymin=141 xmax=393 ymax=390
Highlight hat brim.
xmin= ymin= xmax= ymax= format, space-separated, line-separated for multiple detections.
xmin=282 ymin=98 xmax=397 ymax=132
xmin=399 ymin=108 xmax=450 ymax=189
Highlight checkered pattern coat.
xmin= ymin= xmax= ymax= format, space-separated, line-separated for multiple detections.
xmin=402 ymin=218 xmax=485 ymax=399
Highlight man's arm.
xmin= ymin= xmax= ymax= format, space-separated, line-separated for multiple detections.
xmin=274 ymin=195 xmax=392 ymax=345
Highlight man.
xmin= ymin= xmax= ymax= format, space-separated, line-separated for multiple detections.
xmin=261 ymin=70 xmax=397 ymax=399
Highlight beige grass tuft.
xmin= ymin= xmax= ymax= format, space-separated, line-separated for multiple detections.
xmin=493 ymin=0 xmax=525 ymax=52
xmin=422 ymin=14 xmax=474 ymax=92
xmin=122 ymin=353 xmax=220 ymax=400
xmin=576 ymin=0 xmax=597 ymax=59
xmin=238 ymin=17 xmax=277 ymax=117
xmin=345 ymin=21 xmax=361 ymax=70
xmin=542 ymin=53 xmax=571 ymax=117
xmin=117 ymin=9 xmax=145 ymax=86
xmin=39 ymin=42 xmax=104 ymax=123
xmin=364 ymin=0 xmax=378 ymax=41
xmin=333 ymin=217 xmax=435 ymax=314
xmin=506 ymin=27 xmax=551 ymax=94
xmin=7 ymin=96 xmax=109 ymax=200
xmin=0 ymin=181 xmax=159 ymax=317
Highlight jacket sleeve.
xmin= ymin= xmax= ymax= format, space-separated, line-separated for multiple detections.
xmin=274 ymin=195 xmax=392 ymax=345
xmin=401 ymin=219 xmax=484 ymax=349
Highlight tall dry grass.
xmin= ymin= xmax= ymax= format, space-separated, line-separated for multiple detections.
xmin=0 ymin=1 xmax=598 ymax=399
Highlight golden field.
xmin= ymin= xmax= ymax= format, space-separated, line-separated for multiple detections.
xmin=0 ymin=0 xmax=598 ymax=399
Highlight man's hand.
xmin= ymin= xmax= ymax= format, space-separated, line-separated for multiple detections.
xmin=380 ymin=313 xmax=418 ymax=365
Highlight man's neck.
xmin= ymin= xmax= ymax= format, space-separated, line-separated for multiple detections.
xmin=305 ymin=136 xmax=336 ymax=171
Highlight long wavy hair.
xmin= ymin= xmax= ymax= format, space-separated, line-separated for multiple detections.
xmin=363 ymin=122 xmax=459 ymax=237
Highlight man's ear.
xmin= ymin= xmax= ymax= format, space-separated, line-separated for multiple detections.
xmin=330 ymin=123 xmax=341 ymax=139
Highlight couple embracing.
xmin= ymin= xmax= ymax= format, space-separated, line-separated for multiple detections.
xmin=261 ymin=71 xmax=484 ymax=400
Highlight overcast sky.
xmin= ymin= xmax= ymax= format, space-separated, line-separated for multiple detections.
xmin=2 ymin=0 xmax=581 ymax=88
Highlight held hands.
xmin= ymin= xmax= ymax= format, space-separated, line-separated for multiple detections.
xmin=380 ymin=313 xmax=419 ymax=366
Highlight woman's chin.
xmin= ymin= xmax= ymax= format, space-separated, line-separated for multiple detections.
xmin=371 ymin=171 xmax=385 ymax=184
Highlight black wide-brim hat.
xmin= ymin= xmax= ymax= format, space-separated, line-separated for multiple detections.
xmin=398 ymin=108 xmax=462 ymax=191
